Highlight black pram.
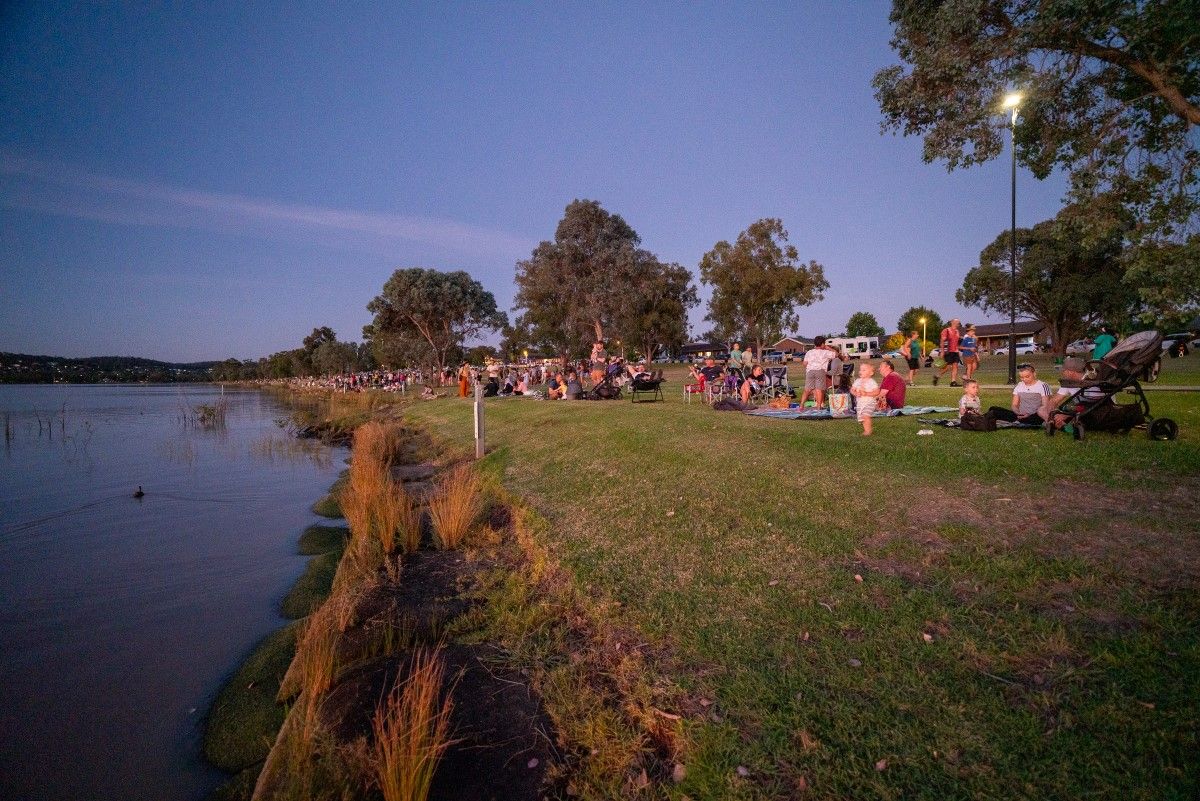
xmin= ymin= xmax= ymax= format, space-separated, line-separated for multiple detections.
xmin=1047 ymin=330 xmax=1177 ymax=441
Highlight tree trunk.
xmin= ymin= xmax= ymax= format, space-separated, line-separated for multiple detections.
xmin=593 ymin=319 xmax=604 ymax=343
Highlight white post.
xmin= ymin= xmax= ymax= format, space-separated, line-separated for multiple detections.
xmin=473 ymin=382 xmax=485 ymax=459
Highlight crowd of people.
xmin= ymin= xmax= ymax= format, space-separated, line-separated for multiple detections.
xmin=449 ymin=342 xmax=657 ymax=401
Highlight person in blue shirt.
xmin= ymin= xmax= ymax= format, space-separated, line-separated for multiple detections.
xmin=960 ymin=325 xmax=979 ymax=380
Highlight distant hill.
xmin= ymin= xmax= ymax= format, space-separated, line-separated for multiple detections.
xmin=0 ymin=352 xmax=220 ymax=384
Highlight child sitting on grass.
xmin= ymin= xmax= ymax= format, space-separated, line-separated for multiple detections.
xmin=958 ymin=378 xmax=981 ymax=417
xmin=851 ymin=362 xmax=880 ymax=436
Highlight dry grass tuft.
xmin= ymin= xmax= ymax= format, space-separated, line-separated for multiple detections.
xmin=342 ymin=421 xmax=421 ymax=556
xmin=428 ymin=464 xmax=482 ymax=549
xmin=372 ymin=647 xmax=456 ymax=801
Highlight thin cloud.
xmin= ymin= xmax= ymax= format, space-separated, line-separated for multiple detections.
xmin=0 ymin=153 xmax=536 ymax=259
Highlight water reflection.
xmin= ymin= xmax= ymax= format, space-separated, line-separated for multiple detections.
xmin=0 ymin=384 xmax=345 ymax=801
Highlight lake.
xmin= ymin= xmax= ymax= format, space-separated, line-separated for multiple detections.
xmin=0 ymin=384 xmax=343 ymax=801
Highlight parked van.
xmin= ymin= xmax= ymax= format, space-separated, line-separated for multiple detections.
xmin=826 ymin=336 xmax=881 ymax=359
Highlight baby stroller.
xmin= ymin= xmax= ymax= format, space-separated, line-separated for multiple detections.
xmin=588 ymin=363 xmax=624 ymax=400
xmin=1047 ymin=330 xmax=1177 ymax=441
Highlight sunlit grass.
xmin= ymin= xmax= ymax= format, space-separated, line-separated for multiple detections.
xmin=428 ymin=463 xmax=482 ymax=549
xmin=372 ymin=647 xmax=456 ymax=801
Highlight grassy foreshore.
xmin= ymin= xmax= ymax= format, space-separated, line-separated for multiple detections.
xmin=208 ymin=369 xmax=1199 ymax=800
xmin=399 ymin=371 xmax=1200 ymax=799
xmin=204 ymin=391 xmax=676 ymax=801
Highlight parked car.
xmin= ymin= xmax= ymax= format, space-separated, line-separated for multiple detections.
xmin=993 ymin=342 xmax=1037 ymax=356
xmin=1066 ymin=338 xmax=1095 ymax=356
xmin=883 ymin=350 xmax=904 ymax=358
xmin=1162 ymin=333 xmax=1192 ymax=358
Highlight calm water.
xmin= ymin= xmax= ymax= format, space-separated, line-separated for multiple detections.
xmin=0 ymin=384 xmax=343 ymax=801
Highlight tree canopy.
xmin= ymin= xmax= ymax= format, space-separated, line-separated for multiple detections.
xmin=699 ymin=218 xmax=828 ymax=359
xmin=957 ymin=208 xmax=1136 ymax=354
xmin=846 ymin=311 xmax=886 ymax=338
xmin=874 ymin=0 xmax=1200 ymax=315
xmin=364 ymin=268 xmax=506 ymax=372
xmin=514 ymin=200 xmax=642 ymax=355
xmin=514 ymin=199 xmax=696 ymax=362
xmin=897 ymin=306 xmax=944 ymax=340
xmin=614 ymin=257 xmax=698 ymax=363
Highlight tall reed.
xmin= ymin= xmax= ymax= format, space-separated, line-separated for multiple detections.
xmin=342 ymin=421 xmax=420 ymax=556
xmin=372 ymin=648 xmax=455 ymax=801
xmin=428 ymin=464 xmax=482 ymax=549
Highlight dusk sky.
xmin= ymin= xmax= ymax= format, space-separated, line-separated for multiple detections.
xmin=1 ymin=1 xmax=1069 ymax=362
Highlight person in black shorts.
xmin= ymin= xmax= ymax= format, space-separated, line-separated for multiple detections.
xmin=932 ymin=319 xmax=962 ymax=387
xmin=902 ymin=330 xmax=921 ymax=385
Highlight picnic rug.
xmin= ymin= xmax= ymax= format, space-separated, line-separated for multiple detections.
xmin=917 ymin=417 xmax=1043 ymax=430
xmin=746 ymin=405 xmax=957 ymax=420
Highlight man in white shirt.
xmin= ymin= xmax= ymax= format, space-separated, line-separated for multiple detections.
xmin=798 ymin=336 xmax=836 ymax=409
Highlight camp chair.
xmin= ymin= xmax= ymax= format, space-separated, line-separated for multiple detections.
xmin=631 ymin=373 xmax=664 ymax=403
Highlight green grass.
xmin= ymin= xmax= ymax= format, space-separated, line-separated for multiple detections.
xmin=404 ymin=384 xmax=1200 ymax=800
xmin=204 ymin=623 xmax=298 ymax=775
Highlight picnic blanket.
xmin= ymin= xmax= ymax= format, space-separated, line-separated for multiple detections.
xmin=917 ymin=417 xmax=1042 ymax=430
xmin=746 ymin=405 xmax=957 ymax=421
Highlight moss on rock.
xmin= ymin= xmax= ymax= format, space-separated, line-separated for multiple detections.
xmin=298 ymin=524 xmax=347 ymax=555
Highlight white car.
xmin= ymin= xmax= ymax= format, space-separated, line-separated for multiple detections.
xmin=883 ymin=350 xmax=904 ymax=358
xmin=993 ymin=342 xmax=1037 ymax=356
xmin=1066 ymin=339 xmax=1094 ymax=356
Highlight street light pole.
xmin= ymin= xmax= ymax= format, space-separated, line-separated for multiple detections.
xmin=920 ymin=317 xmax=927 ymax=358
xmin=1003 ymin=92 xmax=1022 ymax=385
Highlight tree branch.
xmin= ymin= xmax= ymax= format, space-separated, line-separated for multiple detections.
xmin=1075 ymin=40 xmax=1200 ymax=126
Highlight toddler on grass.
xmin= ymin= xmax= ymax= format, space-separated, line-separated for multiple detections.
xmin=959 ymin=379 xmax=981 ymax=417
xmin=851 ymin=362 xmax=880 ymax=436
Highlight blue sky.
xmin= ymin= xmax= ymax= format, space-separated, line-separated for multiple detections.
xmin=0 ymin=1 xmax=1068 ymax=361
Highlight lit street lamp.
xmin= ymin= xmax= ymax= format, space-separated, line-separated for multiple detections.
xmin=919 ymin=317 xmax=927 ymax=358
xmin=1002 ymin=91 xmax=1022 ymax=385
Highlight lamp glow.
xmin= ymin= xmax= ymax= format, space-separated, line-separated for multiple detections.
xmin=1002 ymin=92 xmax=1022 ymax=109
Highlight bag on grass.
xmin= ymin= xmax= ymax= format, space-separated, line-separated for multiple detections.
xmin=828 ymin=393 xmax=851 ymax=416
xmin=960 ymin=410 xmax=997 ymax=432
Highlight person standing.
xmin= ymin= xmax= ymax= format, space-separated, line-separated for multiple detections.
xmin=457 ymin=362 xmax=471 ymax=398
xmin=740 ymin=345 xmax=754 ymax=375
xmin=932 ymin=319 xmax=962 ymax=387
xmin=590 ymin=341 xmax=607 ymax=386
xmin=961 ymin=325 xmax=979 ymax=380
xmin=799 ymin=336 xmax=835 ymax=408
xmin=901 ymin=331 xmax=921 ymax=385
xmin=728 ymin=342 xmax=743 ymax=373
xmin=851 ymin=362 xmax=880 ymax=436
xmin=1092 ymin=325 xmax=1117 ymax=360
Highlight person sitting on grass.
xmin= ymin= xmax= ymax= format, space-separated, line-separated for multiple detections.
xmin=851 ymin=362 xmax=880 ymax=436
xmin=988 ymin=363 xmax=1052 ymax=424
xmin=799 ymin=336 xmax=835 ymax=408
xmin=483 ymin=375 xmax=500 ymax=397
xmin=876 ymin=359 xmax=906 ymax=411
xmin=546 ymin=372 xmax=565 ymax=400
xmin=958 ymin=378 xmax=982 ymax=417
xmin=564 ymin=370 xmax=583 ymax=400
xmin=740 ymin=364 xmax=769 ymax=404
